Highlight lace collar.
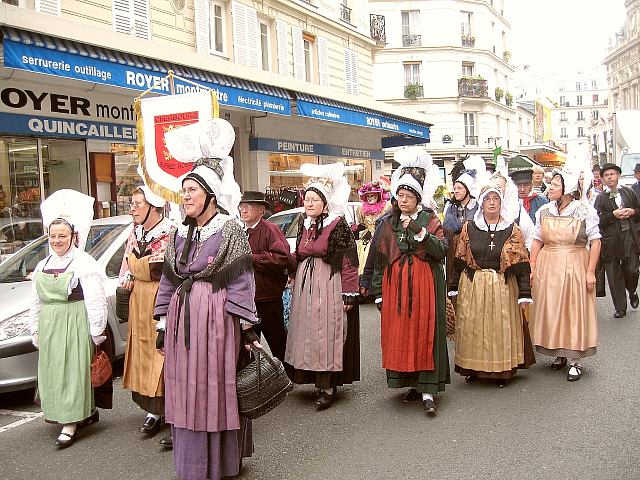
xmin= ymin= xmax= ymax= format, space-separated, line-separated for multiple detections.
xmin=474 ymin=215 xmax=512 ymax=232
xmin=177 ymin=214 xmax=234 ymax=242
xmin=545 ymin=199 xmax=590 ymax=220
xmin=135 ymin=218 xmax=174 ymax=243
xmin=303 ymin=212 xmax=339 ymax=229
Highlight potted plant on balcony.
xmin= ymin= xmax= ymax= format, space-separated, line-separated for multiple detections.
xmin=404 ymin=83 xmax=423 ymax=99
xmin=495 ymin=86 xmax=504 ymax=102
xmin=503 ymin=50 xmax=512 ymax=62
xmin=505 ymin=91 xmax=513 ymax=107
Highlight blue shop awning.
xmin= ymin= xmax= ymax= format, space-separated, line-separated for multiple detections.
xmin=1 ymin=27 xmax=291 ymax=116
xmin=295 ymin=92 xmax=431 ymax=140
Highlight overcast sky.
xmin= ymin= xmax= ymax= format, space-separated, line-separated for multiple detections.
xmin=510 ymin=0 xmax=627 ymax=73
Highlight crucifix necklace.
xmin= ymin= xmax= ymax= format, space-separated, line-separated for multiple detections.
xmin=398 ymin=233 xmax=406 ymax=242
xmin=487 ymin=221 xmax=497 ymax=251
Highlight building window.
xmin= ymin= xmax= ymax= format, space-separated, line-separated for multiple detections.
xmin=577 ymin=111 xmax=584 ymax=121
xmin=462 ymin=62 xmax=475 ymax=77
xmin=576 ymin=82 xmax=581 ymax=91
xmin=208 ymin=0 xmax=225 ymax=54
xmin=303 ymin=36 xmax=314 ymax=82
xmin=404 ymin=63 xmax=422 ymax=98
xmin=401 ymin=10 xmax=421 ymax=46
xmin=578 ymin=126 xmax=584 ymax=137
xmin=559 ymin=95 xmax=565 ymax=106
xmin=593 ymin=93 xmax=599 ymax=104
xmin=592 ymin=80 xmax=597 ymax=89
xmin=560 ymin=112 xmax=567 ymax=121
xmin=559 ymin=82 xmax=565 ymax=92
xmin=259 ymin=21 xmax=270 ymax=71
xmin=576 ymin=95 xmax=583 ymax=106
xmin=464 ymin=113 xmax=477 ymax=145
xmin=460 ymin=11 xmax=472 ymax=35
xmin=593 ymin=110 xmax=599 ymax=120
xmin=561 ymin=127 xmax=567 ymax=138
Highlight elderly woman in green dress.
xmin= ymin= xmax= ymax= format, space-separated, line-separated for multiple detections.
xmin=28 ymin=190 xmax=107 ymax=448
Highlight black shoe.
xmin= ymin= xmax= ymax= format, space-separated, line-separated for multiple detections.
xmin=159 ymin=434 xmax=173 ymax=449
xmin=315 ymin=389 xmax=335 ymax=410
xmin=77 ymin=409 xmax=99 ymax=429
xmin=422 ymin=399 xmax=436 ymax=415
xmin=496 ymin=379 xmax=507 ymax=388
xmin=139 ymin=416 xmax=163 ymax=436
xmin=402 ymin=388 xmax=420 ymax=403
xmin=464 ymin=374 xmax=477 ymax=383
xmin=567 ymin=364 xmax=582 ymax=382
xmin=631 ymin=293 xmax=639 ymax=309
xmin=54 ymin=431 xmax=76 ymax=448
xmin=614 ymin=310 xmax=626 ymax=318
xmin=550 ymin=357 xmax=567 ymax=370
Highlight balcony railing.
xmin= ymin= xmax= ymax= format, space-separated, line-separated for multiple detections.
xmin=370 ymin=14 xmax=386 ymax=42
xmin=340 ymin=4 xmax=352 ymax=24
xmin=465 ymin=136 xmax=478 ymax=146
xmin=461 ymin=34 xmax=475 ymax=47
xmin=404 ymin=83 xmax=424 ymax=99
xmin=402 ymin=34 xmax=422 ymax=47
xmin=458 ymin=77 xmax=488 ymax=98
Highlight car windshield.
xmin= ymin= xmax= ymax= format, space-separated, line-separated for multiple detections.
xmin=620 ymin=153 xmax=640 ymax=176
xmin=268 ymin=212 xmax=302 ymax=238
xmin=0 ymin=223 xmax=127 ymax=283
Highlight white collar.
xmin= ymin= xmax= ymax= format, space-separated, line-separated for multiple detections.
xmin=135 ymin=217 xmax=173 ymax=242
xmin=177 ymin=214 xmax=234 ymax=241
xmin=244 ymin=219 xmax=261 ymax=230
xmin=304 ymin=213 xmax=339 ymax=229
xmin=603 ymin=185 xmax=619 ymax=193
xmin=474 ymin=215 xmax=511 ymax=232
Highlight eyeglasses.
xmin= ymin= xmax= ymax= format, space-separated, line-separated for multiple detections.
xmin=179 ymin=187 xmax=202 ymax=197
xmin=396 ymin=192 xmax=416 ymax=201
xmin=303 ymin=198 xmax=323 ymax=205
xmin=238 ymin=204 xmax=254 ymax=211
xmin=129 ymin=201 xmax=148 ymax=209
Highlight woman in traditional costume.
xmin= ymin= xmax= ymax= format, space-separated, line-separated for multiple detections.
xmin=529 ymin=159 xmax=601 ymax=382
xmin=353 ymin=181 xmax=390 ymax=276
xmin=154 ymin=119 xmax=260 ymax=480
xmin=449 ymin=179 xmax=535 ymax=387
xmin=367 ymin=149 xmax=450 ymax=415
xmin=284 ymin=162 xmax=360 ymax=410
xmin=28 ymin=189 xmax=108 ymax=448
xmin=119 ymin=185 xmax=175 ymax=445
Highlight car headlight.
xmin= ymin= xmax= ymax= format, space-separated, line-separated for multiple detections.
xmin=0 ymin=311 xmax=30 ymax=342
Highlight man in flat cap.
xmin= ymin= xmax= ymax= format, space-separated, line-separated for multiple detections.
xmin=594 ymin=163 xmax=640 ymax=318
xmin=239 ymin=191 xmax=294 ymax=361
xmin=511 ymin=168 xmax=549 ymax=223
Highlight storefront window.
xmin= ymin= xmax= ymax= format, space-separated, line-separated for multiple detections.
xmin=113 ymin=143 xmax=141 ymax=216
xmin=323 ymin=158 xmax=371 ymax=200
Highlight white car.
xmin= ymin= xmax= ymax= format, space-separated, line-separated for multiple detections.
xmin=0 ymin=216 xmax=133 ymax=393
xmin=267 ymin=202 xmax=359 ymax=253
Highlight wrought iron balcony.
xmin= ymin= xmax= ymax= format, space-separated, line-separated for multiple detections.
xmin=458 ymin=77 xmax=488 ymax=98
xmin=340 ymin=4 xmax=352 ymax=24
xmin=461 ymin=35 xmax=475 ymax=47
xmin=465 ymin=136 xmax=478 ymax=146
xmin=402 ymin=34 xmax=422 ymax=47
xmin=370 ymin=14 xmax=386 ymax=42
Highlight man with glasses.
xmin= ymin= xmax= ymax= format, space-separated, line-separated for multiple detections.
xmin=238 ymin=191 xmax=294 ymax=361
xmin=510 ymin=168 xmax=548 ymax=223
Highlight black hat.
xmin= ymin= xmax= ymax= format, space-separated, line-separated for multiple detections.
xmin=510 ymin=169 xmax=533 ymax=185
xmin=600 ymin=163 xmax=622 ymax=176
xmin=239 ymin=191 xmax=270 ymax=208
xmin=634 ymin=163 xmax=640 ymax=173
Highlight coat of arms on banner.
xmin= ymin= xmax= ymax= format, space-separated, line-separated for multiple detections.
xmin=135 ymin=90 xmax=219 ymax=203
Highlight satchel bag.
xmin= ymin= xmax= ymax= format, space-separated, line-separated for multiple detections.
xmin=115 ymin=286 xmax=131 ymax=323
xmin=236 ymin=345 xmax=293 ymax=419
xmin=91 ymin=345 xmax=112 ymax=388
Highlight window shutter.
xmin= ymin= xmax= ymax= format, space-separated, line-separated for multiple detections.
xmin=132 ymin=0 xmax=150 ymax=40
xmin=232 ymin=1 xmax=259 ymax=68
xmin=35 ymin=0 xmax=61 ymax=16
xmin=344 ymin=48 xmax=359 ymax=94
xmin=194 ymin=0 xmax=209 ymax=54
xmin=113 ymin=0 xmax=132 ymax=35
xmin=317 ymin=36 xmax=329 ymax=86
xmin=276 ymin=19 xmax=289 ymax=76
xmin=292 ymin=25 xmax=304 ymax=81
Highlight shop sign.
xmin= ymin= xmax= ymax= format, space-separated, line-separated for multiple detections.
xmin=0 ymin=80 xmax=136 ymax=125
xmin=296 ymin=99 xmax=429 ymax=139
xmin=0 ymin=112 xmax=137 ymax=141
xmin=3 ymin=39 xmax=291 ymax=117
xmin=249 ymin=138 xmax=385 ymax=160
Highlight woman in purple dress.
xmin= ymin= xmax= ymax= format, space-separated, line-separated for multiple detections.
xmin=155 ymin=119 xmax=260 ymax=480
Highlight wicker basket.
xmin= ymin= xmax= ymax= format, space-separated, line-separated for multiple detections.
xmin=236 ymin=345 xmax=293 ymax=419
xmin=115 ymin=287 xmax=131 ymax=323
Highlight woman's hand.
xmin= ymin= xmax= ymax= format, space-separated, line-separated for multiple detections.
xmin=586 ymin=271 xmax=596 ymax=291
xmin=343 ymin=304 xmax=353 ymax=312
xmin=121 ymin=280 xmax=134 ymax=291
xmin=241 ymin=327 xmax=262 ymax=351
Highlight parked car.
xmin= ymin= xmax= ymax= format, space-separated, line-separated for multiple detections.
xmin=267 ymin=202 xmax=359 ymax=253
xmin=0 ymin=218 xmax=44 ymax=262
xmin=0 ymin=215 xmax=133 ymax=393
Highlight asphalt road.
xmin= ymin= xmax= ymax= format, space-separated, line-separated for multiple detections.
xmin=1 ymin=299 xmax=639 ymax=480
